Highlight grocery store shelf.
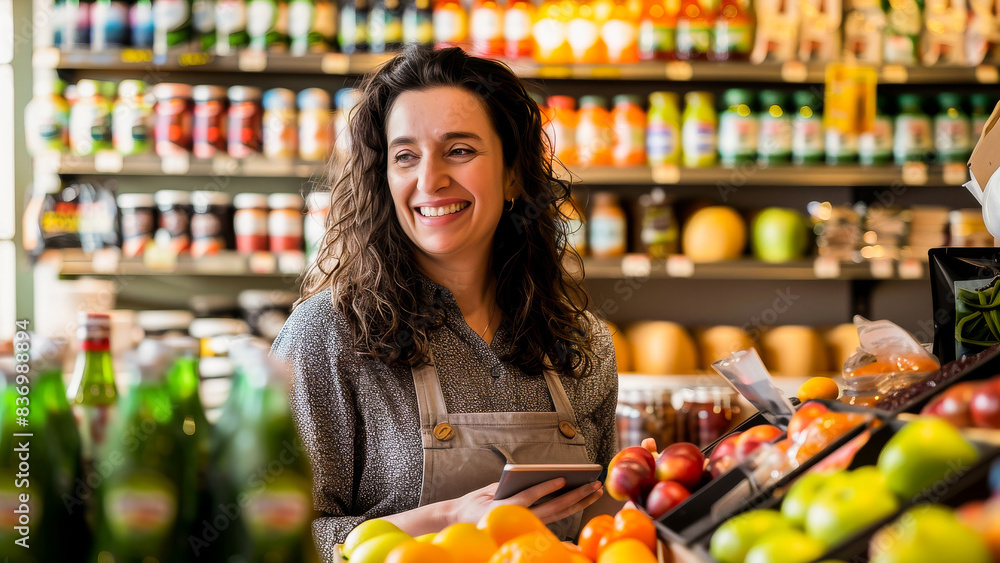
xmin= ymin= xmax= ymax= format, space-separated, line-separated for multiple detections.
xmin=44 ymin=248 xmax=306 ymax=278
xmin=37 ymin=47 xmax=1000 ymax=85
xmin=582 ymin=255 xmax=930 ymax=281
xmin=52 ymin=152 xmax=968 ymax=188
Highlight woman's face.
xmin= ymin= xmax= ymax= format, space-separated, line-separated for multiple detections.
xmin=386 ymin=86 xmax=513 ymax=263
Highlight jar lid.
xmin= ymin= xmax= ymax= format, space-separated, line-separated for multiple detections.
xmin=263 ymin=88 xmax=298 ymax=110
xmin=192 ymin=84 xmax=228 ymax=102
xmin=154 ymin=189 xmax=192 ymax=206
xmin=579 ymin=95 xmax=607 ymax=109
xmin=233 ymin=192 xmax=269 ymax=209
xmin=228 ymin=85 xmax=262 ymax=103
xmin=118 ymin=79 xmax=148 ymax=99
xmin=137 ymin=310 xmax=195 ymax=333
xmin=76 ymin=79 xmax=101 ymax=98
xmin=188 ymin=318 xmax=250 ymax=339
xmin=547 ymin=95 xmax=576 ymax=111
xmin=191 ymin=190 xmax=233 ymax=209
xmin=152 ymin=82 xmax=194 ymax=100
xmin=238 ymin=289 xmax=299 ymax=310
xmin=297 ymin=88 xmax=331 ymax=111
xmin=648 ymin=91 xmax=679 ymax=107
xmin=306 ymin=191 xmax=330 ymax=211
xmin=267 ymin=193 xmax=304 ymax=210
xmin=116 ymin=192 xmax=156 ymax=209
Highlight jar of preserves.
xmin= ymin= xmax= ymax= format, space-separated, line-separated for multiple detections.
xmin=192 ymin=85 xmax=228 ymax=159
xmin=152 ymin=82 xmax=194 ymax=157
xmin=640 ymin=188 xmax=678 ymax=258
xmin=117 ymin=192 xmax=157 ymax=258
xmin=227 ymin=85 xmax=263 ymax=158
xmin=154 ymin=189 xmax=192 ymax=254
xmin=262 ymin=88 xmax=299 ymax=159
xmin=588 ymin=191 xmax=627 ymax=258
xmin=677 ymin=386 xmax=739 ymax=448
xmin=267 ymin=193 xmax=304 ymax=253
xmin=298 ymin=88 xmax=332 ymax=162
xmin=190 ymin=190 xmax=234 ymax=258
xmin=233 ymin=193 xmax=269 ymax=253
xmin=616 ymin=388 xmax=677 ymax=450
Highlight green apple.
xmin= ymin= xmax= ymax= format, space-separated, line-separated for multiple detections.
xmin=877 ymin=418 xmax=979 ymax=501
xmin=782 ymin=472 xmax=835 ymax=527
xmin=870 ymin=504 xmax=991 ymax=563
xmin=751 ymin=208 xmax=810 ymax=263
xmin=343 ymin=519 xmax=405 ymax=558
xmin=805 ymin=469 xmax=899 ymax=548
xmin=710 ymin=509 xmax=795 ymax=563
xmin=744 ymin=529 xmax=825 ymax=563
xmin=350 ymin=532 xmax=414 ymax=563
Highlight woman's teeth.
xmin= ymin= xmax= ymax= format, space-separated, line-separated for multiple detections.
xmin=418 ymin=202 xmax=470 ymax=217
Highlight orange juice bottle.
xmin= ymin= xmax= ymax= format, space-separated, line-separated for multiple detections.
xmin=433 ymin=0 xmax=469 ymax=49
xmin=576 ymin=95 xmax=614 ymax=166
xmin=675 ymin=0 xmax=713 ymax=60
xmin=639 ymin=0 xmax=679 ymax=60
xmin=470 ymin=0 xmax=505 ymax=56
xmin=567 ymin=0 xmax=607 ymax=62
xmin=545 ymin=95 xmax=579 ymax=165
xmin=532 ymin=0 xmax=574 ymax=63
xmin=611 ymin=94 xmax=647 ymax=166
xmin=504 ymin=0 xmax=535 ymax=57
xmin=601 ymin=0 xmax=641 ymax=63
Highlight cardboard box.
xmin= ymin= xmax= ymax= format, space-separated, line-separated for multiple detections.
xmin=969 ymin=100 xmax=1000 ymax=191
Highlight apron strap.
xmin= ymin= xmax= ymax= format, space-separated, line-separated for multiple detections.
xmin=542 ymin=368 xmax=580 ymax=427
xmin=412 ymin=351 xmax=450 ymax=428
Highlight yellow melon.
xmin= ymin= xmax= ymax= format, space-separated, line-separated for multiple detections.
xmin=825 ymin=323 xmax=861 ymax=373
xmin=759 ymin=325 xmax=828 ymax=377
xmin=605 ymin=320 xmax=634 ymax=373
xmin=682 ymin=206 xmax=747 ymax=263
xmin=695 ymin=325 xmax=756 ymax=369
xmin=625 ymin=321 xmax=699 ymax=375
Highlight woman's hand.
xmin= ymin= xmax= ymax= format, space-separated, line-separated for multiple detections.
xmin=447 ymin=478 xmax=604 ymax=526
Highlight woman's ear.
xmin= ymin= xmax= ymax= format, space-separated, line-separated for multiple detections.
xmin=503 ymin=169 xmax=522 ymax=201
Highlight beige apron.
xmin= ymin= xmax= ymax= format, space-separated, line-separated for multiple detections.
xmin=412 ymin=355 xmax=592 ymax=540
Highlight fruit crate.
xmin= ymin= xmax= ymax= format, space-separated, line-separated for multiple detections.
xmin=894 ymin=342 xmax=1000 ymax=416
xmin=651 ymin=400 xmax=884 ymax=548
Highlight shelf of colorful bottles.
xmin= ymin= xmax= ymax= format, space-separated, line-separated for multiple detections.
xmin=36 ymin=47 xmax=1000 ymax=85
xmin=52 ymin=151 xmax=970 ymax=188
xmin=45 ymin=248 xmax=307 ymax=278
xmin=582 ymin=254 xmax=930 ymax=281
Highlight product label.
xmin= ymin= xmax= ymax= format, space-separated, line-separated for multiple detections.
xmin=263 ymin=110 xmax=298 ymax=158
xmin=589 ymin=216 xmax=626 ymax=255
xmin=244 ymin=477 xmax=311 ymax=540
xmin=713 ymin=22 xmax=752 ymax=55
xmin=718 ymin=113 xmax=758 ymax=160
xmin=113 ymin=103 xmax=151 ymax=155
xmin=155 ymin=99 xmax=193 ymax=156
xmin=269 ymin=210 xmax=304 ymax=238
xmin=758 ymin=115 xmax=792 ymax=157
xmin=883 ymin=34 xmax=917 ymax=65
xmin=228 ymin=102 xmax=262 ymax=157
xmin=825 ymin=128 xmax=858 ymax=160
xmin=235 ymin=209 xmax=269 ymax=236
xmin=682 ymin=119 xmax=717 ymax=165
xmin=893 ymin=115 xmax=932 ymax=162
xmin=504 ymin=8 xmax=532 ymax=41
xmin=121 ymin=209 xmax=155 ymax=257
xmin=612 ymin=120 xmax=646 ymax=163
xmin=638 ymin=22 xmax=675 ymax=57
xmin=70 ymin=102 xmax=112 ymax=157
xmin=934 ymin=116 xmax=971 ymax=159
xmin=545 ymin=120 xmax=577 ymax=154
xmin=131 ymin=2 xmax=155 ymax=46
xmin=858 ymin=116 xmax=893 ymax=163
xmin=26 ymin=99 xmax=69 ymax=154
xmin=104 ymin=471 xmax=178 ymax=541
xmin=92 ymin=1 xmax=130 ymax=46
xmin=675 ymin=22 xmax=711 ymax=55
xmin=299 ymin=109 xmax=331 ymax=160
xmin=792 ymin=117 xmax=824 ymax=160
xmin=646 ymin=122 xmax=679 ymax=164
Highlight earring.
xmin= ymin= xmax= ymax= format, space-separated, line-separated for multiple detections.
xmin=506 ymin=199 xmax=514 ymax=211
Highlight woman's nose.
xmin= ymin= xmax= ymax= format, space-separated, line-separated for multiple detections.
xmin=416 ymin=156 xmax=450 ymax=194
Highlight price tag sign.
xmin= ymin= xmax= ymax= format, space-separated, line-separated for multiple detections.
xmin=813 ymin=256 xmax=841 ymax=279
xmin=238 ymin=50 xmax=268 ymax=72
xmin=976 ymin=65 xmax=1000 ymax=84
xmin=651 ymin=164 xmax=681 ymax=184
xmin=212 ymin=155 xmax=239 ymax=175
xmin=90 ymin=248 xmax=121 ymax=273
xmin=177 ymin=52 xmax=212 ymax=66
xmin=666 ymin=255 xmax=695 ymax=278
xmin=902 ymin=162 xmax=928 ymax=185
xmin=621 ymin=254 xmax=652 ymax=277
xmin=94 ymin=150 xmax=124 ymax=173
xmin=321 ymin=53 xmax=350 ymax=74
xmin=120 ymin=48 xmax=153 ymax=63
xmin=278 ymin=251 xmax=307 ymax=274
xmin=869 ymin=257 xmax=894 ymax=279
xmin=898 ymin=258 xmax=924 ymax=280
xmin=537 ymin=66 xmax=572 ymax=79
xmin=881 ymin=65 xmax=909 ymax=83
xmin=249 ymin=252 xmax=277 ymax=274
xmin=161 ymin=154 xmax=190 ymax=174
xmin=33 ymin=47 xmax=60 ymax=68
xmin=780 ymin=61 xmax=808 ymax=82
xmin=664 ymin=61 xmax=693 ymax=81
xmin=943 ymin=163 xmax=968 ymax=186
xmin=590 ymin=66 xmax=622 ymax=79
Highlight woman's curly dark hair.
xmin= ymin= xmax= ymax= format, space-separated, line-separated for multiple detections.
xmin=300 ymin=46 xmax=597 ymax=377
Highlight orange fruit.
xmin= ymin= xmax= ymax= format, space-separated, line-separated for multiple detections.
xmin=597 ymin=538 xmax=657 ymax=563
xmin=488 ymin=531 xmax=572 ymax=563
xmin=433 ymin=522 xmax=498 ymax=563
xmin=385 ymin=541 xmax=456 ymax=563
xmin=477 ymin=505 xmax=550 ymax=547
xmin=794 ymin=412 xmax=866 ymax=464
xmin=579 ymin=514 xmax=614 ymax=561
xmin=610 ymin=509 xmax=656 ymax=552
xmin=796 ymin=376 xmax=840 ymax=402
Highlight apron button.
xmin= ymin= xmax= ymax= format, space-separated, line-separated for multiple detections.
xmin=559 ymin=420 xmax=577 ymax=439
xmin=433 ymin=422 xmax=456 ymax=441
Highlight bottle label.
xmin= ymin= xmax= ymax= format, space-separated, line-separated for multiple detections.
xmin=130 ymin=2 xmax=155 ymax=47
xmin=92 ymin=1 xmax=130 ymax=46
xmin=545 ymin=120 xmax=577 ymax=154
xmin=859 ymin=116 xmax=893 ymax=163
xmin=934 ymin=116 xmax=971 ymax=158
xmin=646 ymin=122 xmax=679 ymax=164
xmin=826 ymin=128 xmax=858 ymax=158
xmin=638 ymin=21 xmax=675 ymax=56
xmin=471 ymin=8 xmax=502 ymax=41
xmin=235 ymin=208 xmax=269 ymax=236
xmin=503 ymin=8 xmax=532 ymax=41
xmin=70 ymin=102 xmax=112 ymax=157
xmin=884 ymin=34 xmax=916 ymax=65
xmin=263 ymin=109 xmax=298 ymax=158
xmin=713 ymin=22 xmax=752 ymax=55
xmin=893 ymin=115 xmax=932 ymax=161
xmin=758 ymin=116 xmax=792 ymax=157
xmin=601 ymin=19 xmax=638 ymax=59
xmin=718 ymin=113 xmax=758 ymax=159
xmin=27 ymin=99 xmax=69 ymax=153
xmin=682 ymin=119 xmax=717 ymax=164
xmin=104 ymin=471 xmax=179 ymax=541
xmin=676 ymin=22 xmax=711 ymax=55
xmin=792 ymin=117 xmax=823 ymax=159
xmin=567 ymin=18 xmax=600 ymax=58
xmin=589 ymin=215 xmax=626 ymax=255
xmin=299 ymin=109 xmax=331 ymax=160
xmin=244 ymin=477 xmax=312 ymax=539
xmin=113 ymin=103 xmax=151 ymax=156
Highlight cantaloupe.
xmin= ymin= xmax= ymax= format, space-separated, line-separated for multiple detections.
xmin=825 ymin=323 xmax=861 ymax=373
xmin=604 ymin=320 xmax=634 ymax=373
xmin=625 ymin=321 xmax=699 ymax=375
xmin=682 ymin=206 xmax=747 ymax=263
xmin=760 ymin=325 xmax=828 ymax=377
xmin=696 ymin=325 xmax=756 ymax=369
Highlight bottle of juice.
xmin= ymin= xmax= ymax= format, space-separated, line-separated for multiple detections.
xmin=611 ymin=94 xmax=647 ymax=166
xmin=859 ymin=95 xmax=893 ymax=165
xmin=533 ymin=0 xmax=574 ymax=63
xmin=24 ymin=74 xmax=70 ymax=156
xmin=882 ymin=0 xmax=921 ymax=65
xmin=470 ymin=0 xmax=504 ymax=56
xmin=893 ymin=93 xmax=932 ymax=165
xmin=640 ymin=188 xmax=679 ymax=257
xmin=589 ymin=191 xmax=628 ymax=258
xmin=340 ymin=0 xmax=370 ymax=53
xmin=710 ymin=0 xmax=752 ymax=61
xmin=638 ymin=0 xmax=678 ymax=60
xmin=971 ymin=93 xmax=993 ymax=141
xmin=681 ymin=91 xmax=718 ymax=167
xmin=757 ymin=89 xmax=792 ymax=164
xmin=403 ymin=0 xmax=434 ymax=46
xmin=215 ymin=0 xmax=249 ymax=55
xmin=646 ymin=91 xmax=681 ymax=165
xmin=567 ymin=0 xmax=607 ymax=63
xmin=601 ymin=0 xmax=640 ymax=63
xmin=674 ymin=0 xmax=713 ymax=60
xmin=934 ymin=92 xmax=972 ymax=164
xmin=576 ymin=95 xmax=614 ymax=166
xmin=791 ymin=90 xmax=824 ymax=164
xmin=434 ymin=0 xmax=469 ymax=48
xmin=370 ymin=0 xmax=405 ymax=52
xmin=717 ymin=88 xmax=757 ymax=166
xmin=559 ymin=195 xmax=588 ymax=256
xmin=545 ymin=95 xmax=579 ymax=165
xmin=504 ymin=0 xmax=535 ymax=57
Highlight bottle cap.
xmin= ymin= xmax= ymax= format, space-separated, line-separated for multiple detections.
xmin=154 ymin=189 xmax=192 ymax=206
xmin=263 ymin=88 xmax=298 ymax=111
xmin=191 ymin=190 xmax=233 ymax=211
xmin=152 ymin=82 xmax=194 ymax=101
xmin=233 ymin=193 xmax=269 ymax=209
xmin=267 ymin=193 xmax=304 ymax=210
xmin=970 ymin=93 xmax=992 ymax=113
xmin=298 ymin=88 xmax=331 ymax=111
xmin=791 ymin=90 xmax=820 ymax=109
xmin=898 ymin=94 xmax=923 ymax=111
xmin=648 ymin=91 xmax=679 ymax=107
xmin=228 ymin=85 xmax=262 ymax=103
xmin=76 ymin=79 xmax=101 ymax=98
xmin=78 ymin=311 xmax=112 ymax=348
xmin=937 ymin=92 xmax=963 ymax=112
xmin=118 ymin=79 xmax=148 ymax=99
xmin=192 ymin=85 xmax=228 ymax=102
xmin=612 ymin=94 xmax=643 ymax=107
xmin=758 ymin=89 xmax=787 ymax=109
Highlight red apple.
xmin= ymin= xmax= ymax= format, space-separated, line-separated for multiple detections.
xmin=610 ymin=446 xmax=657 ymax=473
xmin=654 ymin=453 xmax=703 ymax=490
xmin=645 ymin=480 xmax=691 ymax=519
xmin=734 ymin=425 xmax=783 ymax=462
xmin=788 ymin=402 xmax=830 ymax=441
xmin=661 ymin=442 xmax=705 ymax=465
xmin=922 ymin=382 xmax=979 ymax=428
xmin=706 ymin=432 xmax=741 ymax=478
xmin=606 ymin=459 xmax=656 ymax=502
xmin=971 ymin=378 xmax=1000 ymax=429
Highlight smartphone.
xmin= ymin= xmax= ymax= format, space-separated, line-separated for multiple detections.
xmin=494 ymin=463 xmax=604 ymax=502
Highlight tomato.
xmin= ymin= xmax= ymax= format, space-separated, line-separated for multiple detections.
xmin=579 ymin=514 xmax=614 ymax=561
xmin=600 ymin=508 xmax=656 ymax=553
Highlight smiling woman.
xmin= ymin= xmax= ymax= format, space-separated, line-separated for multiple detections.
xmin=271 ymin=47 xmax=620 ymax=562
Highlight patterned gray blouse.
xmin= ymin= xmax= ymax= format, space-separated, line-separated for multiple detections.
xmin=271 ymin=275 xmax=619 ymax=560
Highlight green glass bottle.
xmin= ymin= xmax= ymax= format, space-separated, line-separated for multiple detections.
xmin=66 ymin=312 xmax=118 ymax=470
xmin=893 ymin=94 xmax=932 ymax=166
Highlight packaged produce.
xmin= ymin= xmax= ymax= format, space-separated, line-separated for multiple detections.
xmin=246 ymin=0 xmax=289 ymax=51
xmin=841 ymin=316 xmax=940 ymax=407
xmin=112 ymin=79 xmax=153 ymax=156
xmin=718 ymin=88 xmax=758 ymax=166
xmin=559 ymin=194 xmax=587 ymax=255
xmin=91 ymin=0 xmax=130 ymax=50
xmin=262 ymin=88 xmax=298 ymax=159
xmin=681 ymin=91 xmax=718 ymax=167
xmin=646 ymin=91 xmax=681 ymax=166
xmin=234 ymin=192 xmax=270 ymax=252
xmin=153 ymin=0 xmax=193 ymax=55
xmin=192 ymin=84 xmax=228 ymax=159
xmin=611 ymin=94 xmax=646 ymax=166
xmin=750 ymin=0 xmax=799 ymax=63
xmin=882 ymin=0 xmax=921 ymax=64
xmin=532 ymin=0 xmax=573 ymax=63
xmin=756 ymin=89 xmax=792 ymax=164
xmin=893 ymin=93 xmax=932 ymax=165
xmin=934 ymin=92 xmax=972 ymax=164
xmin=132 ymin=0 xmax=155 ymax=47
xmin=370 ymin=0 xmax=405 ymax=52
xmin=576 ymin=95 xmax=614 ymax=166
xmin=340 ymin=0 xmax=370 ymax=53
xmin=402 ymin=0 xmax=434 ymax=46
xmin=69 ymin=79 xmax=113 ymax=157
xmin=858 ymin=96 xmax=893 ymax=165
xmin=267 ymin=193 xmax=304 ymax=252
xmin=152 ymin=82 xmax=194 ymax=157
xmin=227 ymin=85 xmax=263 ymax=158
xmin=298 ymin=88 xmax=332 ymax=162
xmin=503 ymin=0 xmax=534 ymax=57
xmin=638 ymin=0 xmax=677 ymax=60
xmin=544 ymin=95 xmax=578 ymax=165
xmin=193 ymin=0 xmax=217 ymax=50
xmin=921 ymin=0 xmax=966 ymax=65
xmin=190 ymin=190 xmax=234 ymax=258
xmin=601 ymin=0 xmax=640 ymax=63
xmin=711 ymin=0 xmax=753 ymax=61
xmin=24 ymin=74 xmax=70 ymax=155
xmin=798 ymin=0 xmax=840 ymax=62
xmin=154 ymin=189 xmax=193 ymax=253
xmin=588 ymin=191 xmax=627 ymax=257
xmin=118 ymin=192 xmax=157 ymax=258
xmin=567 ymin=0 xmax=605 ymax=63
xmin=791 ymin=90 xmax=823 ymax=164
xmin=288 ymin=0 xmax=337 ymax=55
xmin=215 ymin=0 xmax=250 ymax=54
xmin=842 ymin=0 xmax=885 ymax=64
xmin=639 ymin=187 xmax=679 ymax=258
xmin=433 ymin=0 xmax=468 ymax=48
xmin=77 ymin=180 xmax=119 ymax=254
xmin=469 ymin=0 xmax=504 ymax=56
xmin=675 ymin=0 xmax=713 ymax=60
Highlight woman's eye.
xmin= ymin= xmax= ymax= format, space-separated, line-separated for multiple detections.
xmin=450 ymin=148 xmax=475 ymax=157
xmin=394 ymin=153 xmax=416 ymax=165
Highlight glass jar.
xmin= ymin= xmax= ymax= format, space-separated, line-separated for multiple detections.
xmin=154 ymin=189 xmax=192 ymax=254
xmin=616 ymin=388 xmax=677 ymax=450
xmin=233 ymin=193 xmax=270 ymax=253
xmin=227 ymin=85 xmax=263 ymax=158
xmin=152 ymin=82 xmax=194 ymax=157
xmin=588 ymin=191 xmax=627 ymax=258
xmin=267 ymin=193 xmax=305 ymax=253
xmin=262 ymin=88 xmax=299 ymax=159
xmin=640 ymin=188 xmax=678 ymax=258
xmin=117 ymin=192 xmax=157 ymax=258
xmin=677 ymin=386 xmax=739 ymax=448
xmin=192 ymin=85 xmax=228 ymax=159
xmin=298 ymin=88 xmax=332 ymax=162
xmin=190 ymin=190 xmax=234 ymax=258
